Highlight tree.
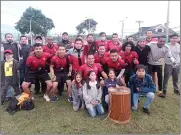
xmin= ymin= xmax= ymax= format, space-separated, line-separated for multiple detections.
xmin=15 ymin=7 xmax=55 ymax=36
xmin=76 ymin=18 xmax=98 ymax=35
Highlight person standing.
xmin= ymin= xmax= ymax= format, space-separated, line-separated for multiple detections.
xmin=134 ymin=36 xmax=151 ymax=73
xmin=145 ymin=31 xmax=158 ymax=45
xmin=1 ymin=50 xmax=20 ymax=105
xmin=95 ymin=32 xmax=110 ymax=51
xmin=19 ymin=35 xmax=32 ymax=87
xmin=147 ymin=37 xmax=177 ymax=95
xmin=160 ymin=34 xmax=180 ymax=98
xmin=2 ymin=33 xmax=21 ymax=100
xmin=22 ymin=43 xmax=53 ymax=101
xmin=107 ymin=33 xmax=122 ymax=52
xmin=58 ymin=32 xmax=72 ymax=52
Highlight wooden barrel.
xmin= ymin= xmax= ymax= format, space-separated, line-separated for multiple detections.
xmin=108 ymin=88 xmax=131 ymax=124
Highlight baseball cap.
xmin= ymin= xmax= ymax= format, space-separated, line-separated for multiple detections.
xmin=137 ymin=36 xmax=146 ymax=42
xmin=4 ymin=49 xmax=13 ymax=54
xmin=35 ymin=36 xmax=42 ymax=40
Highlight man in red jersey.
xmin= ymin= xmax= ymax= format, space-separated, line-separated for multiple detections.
xmin=104 ymin=49 xmax=126 ymax=85
xmin=95 ymin=32 xmax=110 ymax=52
xmin=79 ymin=53 xmax=108 ymax=80
xmin=145 ymin=31 xmax=158 ymax=45
xmin=94 ymin=45 xmax=110 ymax=71
xmin=67 ymin=38 xmax=86 ymax=80
xmin=83 ymin=34 xmax=98 ymax=55
xmin=107 ymin=33 xmax=122 ymax=52
xmin=22 ymin=43 xmax=53 ymax=102
xmin=50 ymin=45 xmax=73 ymax=103
xmin=43 ymin=36 xmax=58 ymax=55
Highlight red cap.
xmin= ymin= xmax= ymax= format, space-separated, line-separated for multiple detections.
xmin=4 ymin=50 xmax=13 ymax=54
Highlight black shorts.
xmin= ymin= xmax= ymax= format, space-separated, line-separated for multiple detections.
xmin=25 ymin=70 xmax=51 ymax=84
xmin=148 ymin=64 xmax=162 ymax=75
xmin=54 ymin=72 xmax=69 ymax=82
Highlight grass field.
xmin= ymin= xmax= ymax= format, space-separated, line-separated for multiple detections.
xmin=1 ymin=79 xmax=180 ymax=134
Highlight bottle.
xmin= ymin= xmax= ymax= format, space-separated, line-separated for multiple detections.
xmin=1 ymin=44 xmax=4 ymax=61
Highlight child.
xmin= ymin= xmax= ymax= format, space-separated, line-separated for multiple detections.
xmin=72 ymin=72 xmax=85 ymax=111
xmin=104 ymin=68 xmax=129 ymax=104
xmin=83 ymin=71 xmax=104 ymax=117
xmin=129 ymin=64 xmax=156 ymax=115
xmin=1 ymin=50 xmax=20 ymax=105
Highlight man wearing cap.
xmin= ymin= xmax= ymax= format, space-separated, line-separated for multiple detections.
xmin=58 ymin=32 xmax=72 ymax=52
xmin=1 ymin=50 xmax=20 ymax=105
xmin=134 ymin=36 xmax=151 ymax=73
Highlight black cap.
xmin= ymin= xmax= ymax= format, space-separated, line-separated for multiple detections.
xmin=35 ymin=36 xmax=42 ymax=40
xmin=62 ymin=32 xmax=68 ymax=36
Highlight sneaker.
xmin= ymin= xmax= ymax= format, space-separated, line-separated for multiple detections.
xmin=157 ymin=90 xmax=162 ymax=96
xmin=51 ymin=96 xmax=58 ymax=102
xmin=142 ymin=107 xmax=150 ymax=115
xmin=174 ymin=90 xmax=180 ymax=95
xmin=159 ymin=93 xmax=166 ymax=98
xmin=68 ymin=96 xmax=73 ymax=103
xmin=43 ymin=94 xmax=50 ymax=102
xmin=1 ymin=100 xmax=5 ymax=105
xmin=132 ymin=106 xmax=138 ymax=112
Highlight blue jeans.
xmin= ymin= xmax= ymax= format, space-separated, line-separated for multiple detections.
xmin=132 ymin=92 xmax=155 ymax=110
xmin=88 ymin=103 xmax=105 ymax=117
xmin=6 ymin=86 xmax=13 ymax=97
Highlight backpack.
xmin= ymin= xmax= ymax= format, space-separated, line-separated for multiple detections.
xmin=6 ymin=97 xmax=19 ymax=115
xmin=20 ymin=99 xmax=34 ymax=110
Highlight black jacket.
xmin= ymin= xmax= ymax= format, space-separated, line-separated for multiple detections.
xmin=2 ymin=42 xmax=20 ymax=61
xmin=1 ymin=59 xmax=20 ymax=85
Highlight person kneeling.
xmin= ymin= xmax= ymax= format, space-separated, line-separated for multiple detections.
xmin=104 ymin=68 xmax=129 ymax=105
xmin=72 ymin=72 xmax=85 ymax=111
xmin=83 ymin=71 xmax=105 ymax=117
xmin=129 ymin=64 xmax=156 ymax=115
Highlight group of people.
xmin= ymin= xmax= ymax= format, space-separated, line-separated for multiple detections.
xmin=1 ymin=30 xmax=180 ymax=117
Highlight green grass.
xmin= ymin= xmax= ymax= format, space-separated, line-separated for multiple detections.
xmin=1 ymin=79 xmax=180 ymax=134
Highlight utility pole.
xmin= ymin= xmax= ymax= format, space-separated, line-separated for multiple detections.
xmin=120 ymin=17 xmax=128 ymax=39
xmin=166 ymin=1 xmax=170 ymax=43
xmin=29 ymin=7 xmax=33 ymax=45
xmin=136 ymin=20 xmax=143 ymax=37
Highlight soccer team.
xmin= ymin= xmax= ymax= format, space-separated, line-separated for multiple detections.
xmin=1 ymin=31 xmax=180 ymax=117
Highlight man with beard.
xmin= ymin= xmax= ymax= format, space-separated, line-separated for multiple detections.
xmin=58 ymin=32 xmax=72 ymax=52
xmin=67 ymin=38 xmax=86 ymax=102
xmin=79 ymin=53 xmax=108 ymax=80
xmin=95 ymin=32 xmax=110 ymax=52
xmin=134 ymin=36 xmax=151 ymax=73
xmin=67 ymin=38 xmax=86 ymax=79
xmin=83 ymin=34 xmax=98 ymax=55
xmin=50 ymin=45 xmax=72 ymax=102
xmin=32 ymin=36 xmax=47 ymax=96
xmin=107 ymin=33 xmax=122 ymax=52
xmin=22 ymin=43 xmax=53 ymax=101
xmin=104 ymin=49 xmax=126 ymax=85
xmin=19 ymin=36 xmax=32 ymax=87
xmin=147 ymin=37 xmax=177 ymax=96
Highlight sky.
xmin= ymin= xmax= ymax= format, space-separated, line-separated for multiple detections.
xmin=1 ymin=1 xmax=180 ymax=36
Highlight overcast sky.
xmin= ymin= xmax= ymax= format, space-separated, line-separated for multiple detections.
xmin=1 ymin=1 xmax=180 ymax=36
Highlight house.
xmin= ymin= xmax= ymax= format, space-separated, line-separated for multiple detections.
xmin=128 ymin=24 xmax=178 ymax=41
